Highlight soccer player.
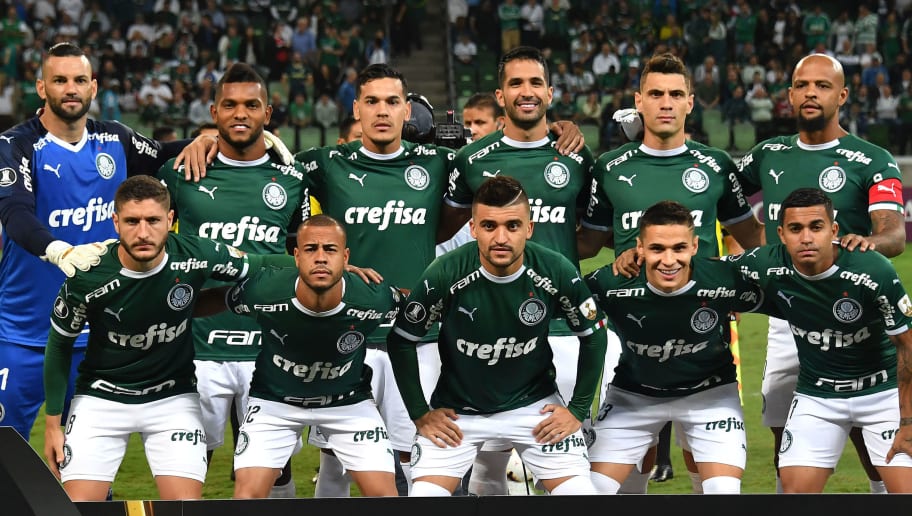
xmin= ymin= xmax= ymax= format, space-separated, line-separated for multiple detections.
xmin=731 ymin=187 xmax=912 ymax=493
xmin=0 ymin=41 xmax=216 ymax=441
xmin=576 ymin=52 xmax=764 ymax=493
xmin=388 ymin=175 xmax=607 ymax=496
xmin=585 ymin=200 xmax=763 ymax=494
xmin=736 ymin=53 xmax=905 ymax=493
xmin=156 ymin=63 xmax=310 ymax=498
xmin=229 ymin=215 xmax=401 ymax=498
xmin=42 ymin=175 xmax=262 ymax=501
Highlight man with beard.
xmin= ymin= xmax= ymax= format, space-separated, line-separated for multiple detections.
xmin=736 ymin=53 xmax=906 ymax=493
xmin=0 ymin=42 xmax=218 ymax=443
xmin=156 ymin=63 xmax=309 ymax=498
xmin=42 ymin=175 xmax=264 ymax=501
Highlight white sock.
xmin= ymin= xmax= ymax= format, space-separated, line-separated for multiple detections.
xmin=688 ymin=471 xmax=704 ymax=494
xmin=314 ymin=452 xmax=351 ymax=498
xmin=400 ymin=461 xmax=414 ymax=495
xmin=618 ymin=468 xmax=649 ymax=494
xmin=870 ymin=480 xmax=887 ymax=494
xmin=469 ymin=450 xmax=510 ymax=495
xmin=702 ymin=476 xmax=741 ymax=494
xmin=410 ymin=480 xmax=452 ymax=497
xmin=776 ymin=475 xmax=783 ymax=494
xmin=268 ymin=478 xmax=296 ymax=498
xmin=591 ymin=471 xmax=621 ymax=494
xmin=548 ymin=475 xmax=597 ymax=495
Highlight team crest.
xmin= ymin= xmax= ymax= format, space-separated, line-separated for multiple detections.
xmin=518 ymin=298 xmax=547 ymax=326
xmin=404 ymin=301 xmax=427 ymax=324
xmin=579 ymin=297 xmax=598 ymax=320
xmin=235 ymin=431 xmax=249 ymax=455
xmin=403 ymin=165 xmax=430 ymax=191
xmin=0 ymin=167 xmax=15 ymax=187
xmin=410 ymin=442 xmax=422 ymax=466
xmin=60 ymin=444 xmax=73 ymax=469
xmin=899 ymin=295 xmax=912 ymax=317
xmin=818 ymin=166 xmax=846 ymax=192
xmin=690 ymin=307 xmax=718 ymax=333
xmin=779 ymin=429 xmax=793 ymax=454
xmin=96 ymin=153 xmax=116 ymax=179
xmin=337 ymin=330 xmax=365 ymax=354
xmin=262 ymin=183 xmax=288 ymax=210
xmin=832 ymin=297 xmax=862 ymax=323
xmin=53 ymin=296 xmax=69 ymax=319
xmin=543 ymin=161 xmax=570 ymax=188
xmin=167 ymin=284 xmax=194 ymax=310
xmin=681 ymin=168 xmax=709 ymax=193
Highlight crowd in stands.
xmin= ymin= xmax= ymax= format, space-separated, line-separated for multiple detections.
xmin=450 ymin=0 xmax=912 ymax=155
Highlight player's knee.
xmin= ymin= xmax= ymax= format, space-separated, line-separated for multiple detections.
xmin=702 ymin=475 xmax=741 ymax=494
xmin=547 ymin=475 xmax=597 ymax=495
xmin=591 ymin=471 xmax=621 ymax=494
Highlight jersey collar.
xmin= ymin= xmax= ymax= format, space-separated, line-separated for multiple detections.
xmin=359 ymin=145 xmax=404 ymax=160
xmin=638 ymin=143 xmax=688 ymax=156
xmin=44 ymin=127 xmax=88 ymax=152
xmin=216 ymin=152 xmax=270 ymax=166
xmin=501 ymin=134 xmax=550 ymax=148
xmin=479 ymin=264 xmax=527 ymax=284
xmin=291 ymin=276 xmax=347 ymax=316
xmin=796 ymin=138 xmax=840 ymax=151
xmin=646 ymin=279 xmax=696 ymax=297
xmin=119 ymin=252 xmax=169 ymax=278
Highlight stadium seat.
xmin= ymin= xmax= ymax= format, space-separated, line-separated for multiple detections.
xmin=732 ymin=121 xmax=756 ymax=152
xmin=704 ymin=113 xmax=730 ymax=150
xmin=867 ymin=123 xmax=891 ymax=149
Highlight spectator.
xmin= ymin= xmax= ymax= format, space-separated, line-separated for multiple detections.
xmin=218 ymin=22 xmax=242 ymax=70
xmin=695 ymin=73 xmax=720 ymax=111
xmin=289 ymin=91 xmax=313 ymax=129
xmin=658 ymin=13 xmax=683 ymax=46
xmin=366 ymin=29 xmax=390 ymax=65
xmin=196 ymin=58 xmax=223 ymax=90
xmin=722 ymin=85 xmax=750 ymax=127
xmin=453 ymin=32 xmax=477 ymax=66
xmin=291 ymin=17 xmax=317 ymax=66
xmin=898 ymin=83 xmax=912 ymax=153
xmin=592 ymin=42 xmax=620 ymax=80
xmin=854 ymin=4 xmax=878 ymax=53
xmin=549 ymin=89 xmax=579 ymax=122
xmin=98 ymin=76 xmax=121 ymax=122
xmin=570 ymin=61 xmax=595 ymax=94
xmin=267 ymin=91 xmax=289 ymax=135
xmin=313 ymin=92 xmax=338 ymax=130
xmin=152 ymin=125 xmax=177 ymax=142
xmin=740 ymin=54 xmax=764 ymax=86
xmin=336 ymin=67 xmax=357 ymax=121
xmin=836 ymin=39 xmax=862 ymax=78
xmin=802 ymin=6 xmax=830 ymax=51
xmin=731 ymin=3 xmax=756 ymax=57
xmin=187 ymin=86 xmax=213 ymax=128
xmin=693 ymin=55 xmax=719 ymax=86
xmin=747 ymin=85 xmax=774 ymax=141
xmin=578 ymin=90 xmax=603 ymax=125
xmin=118 ymin=76 xmax=139 ymax=114
xmin=882 ymin=11 xmax=902 ymax=67
xmin=550 ymin=60 xmax=573 ymax=99
xmin=862 ymin=56 xmax=889 ymax=88
xmin=498 ymin=0 xmax=522 ymax=53
xmin=138 ymin=75 xmax=173 ymax=110
xmin=831 ymin=10 xmax=854 ymax=51
xmin=520 ymin=0 xmax=544 ymax=48
xmin=541 ymin=0 xmax=570 ymax=51
xmin=570 ymin=29 xmax=595 ymax=66
xmin=79 ymin=1 xmax=110 ymax=36
xmin=875 ymin=84 xmax=900 ymax=124
xmin=284 ymin=51 xmax=312 ymax=104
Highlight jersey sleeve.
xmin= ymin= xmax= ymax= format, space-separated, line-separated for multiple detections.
xmin=871 ymin=254 xmax=912 ymax=335
xmin=444 ymin=146 xmax=474 ymax=209
xmin=390 ymin=262 xmax=446 ymax=342
xmin=728 ymin=263 xmax=766 ymax=313
xmin=113 ymin=121 xmax=174 ymax=176
xmin=580 ymin=154 xmax=613 ymax=232
xmin=0 ymin=135 xmax=53 ymax=255
xmin=734 ymin=145 xmax=762 ymax=196
xmin=866 ymin=151 xmax=904 ymax=214
xmin=296 ymin=147 xmax=326 ymax=202
xmin=716 ymin=153 xmax=753 ymax=226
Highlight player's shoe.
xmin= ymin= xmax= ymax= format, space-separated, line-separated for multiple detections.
xmin=650 ymin=464 xmax=674 ymax=482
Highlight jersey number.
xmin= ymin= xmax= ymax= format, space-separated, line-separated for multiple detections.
xmin=244 ymin=405 xmax=261 ymax=424
xmin=0 ymin=368 xmax=7 ymax=390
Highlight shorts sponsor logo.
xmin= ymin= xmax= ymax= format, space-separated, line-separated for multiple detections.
xmin=235 ymin=431 xmax=249 ymax=455
xmin=353 ymin=426 xmax=389 ymax=443
xmin=337 ymin=330 xmax=364 ymax=354
xmin=682 ymin=167 xmax=709 ymax=193
xmin=690 ymin=307 xmax=718 ymax=333
xmin=60 ymin=444 xmax=73 ymax=469
xmin=0 ymin=167 xmax=16 ymax=187
xmin=96 ymin=152 xmax=116 ymax=179
xmin=262 ymin=182 xmax=288 ymax=210
xmin=518 ymin=298 xmax=547 ymax=326
xmin=540 ymin=434 xmax=586 ymax=454
xmin=705 ymin=417 xmax=744 ymax=432
xmin=53 ymin=296 xmax=69 ymax=318
xmin=543 ymin=161 xmax=570 ymax=188
xmin=404 ymin=165 xmax=430 ymax=191
xmin=779 ymin=429 xmax=793 ymax=453
xmin=404 ymin=302 xmax=426 ymax=324
xmin=818 ymin=166 xmax=846 ymax=192
xmin=409 ymin=442 xmax=422 ymax=466
xmin=833 ymin=297 xmax=862 ymax=323
xmin=171 ymin=429 xmax=206 ymax=446
xmin=168 ymin=284 xmax=194 ymax=310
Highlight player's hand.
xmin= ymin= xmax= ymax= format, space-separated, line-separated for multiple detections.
xmin=415 ymin=408 xmax=462 ymax=448
xmin=549 ymin=120 xmax=585 ymax=155
xmin=837 ymin=235 xmax=875 ymax=253
xmin=44 ymin=415 xmax=65 ymax=480
xmin=613 ymin=108 xmax=643 ymax=141
xmin=264 ymin=130 xmax=295 ymax=165
xmin=43 ymin=239 xmax=115 ymax=277
xmin=345 ymin=264 xmax=383 ymax=284
xmin=174 ymin=133 xmax=219 ymax=182
xmin=612 ymin=247 xmax=642 ymax=278
xmin=533 ymin=404 xmax=581 ymax=444
xmin=886 ymin=423 xmax=912 ymax=463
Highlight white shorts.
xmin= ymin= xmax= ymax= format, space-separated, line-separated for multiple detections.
xmin=761 ymin=316 xmax=799 ymax=427
xmin=409 ymin=394 xmax=591 ymax=481
xmin=779 ymin=389 xmax=912 ymax=469
xmin=59 ymin=394 xmax=208 ymax=483
xmin=309 ymin=344 xmax=440 ymax=452
xmin=589 ymin=383 xmax=746 ymax=470
xmin=194 ymin=359 xmax=255 ymax=450
xmin=235 ymin=398 xmax=396 ymax=473
xmin=550 ymin=330 xmax=621 ymax=407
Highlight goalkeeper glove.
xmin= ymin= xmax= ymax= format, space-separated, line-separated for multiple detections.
xmin=43 ymin=239 xmax=115 ymax=277
xmin=264 ymin=130 xmax=295 ymax=165
xmin=613 ymin=108 xmax=643 ymax=142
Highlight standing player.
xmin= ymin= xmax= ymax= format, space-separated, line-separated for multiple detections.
xmin=229 ymin=215 xmax=400 ymax=498
xmin=585 ymin=200 xmax=763 ymax=494
xmin=576 ymin=52 xmax=764 ymax=493
xmin=0 ymin=41 xmax=216 ymax=441
xmin=736 ymin=53 xmax=906 ymax=493
xmin=388 ymin=176 xmax=607 ymax=496
xmin=42 ymin=176 xmax=262 ymax=501
xmin=732 ymin=188 xmax=912 ymax=493
xmin=157 ymin=63 xmax=310 ymax=498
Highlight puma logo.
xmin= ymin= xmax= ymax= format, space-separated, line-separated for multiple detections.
xmin=43 ymin=163 xmax=62 ymax=178
xmin=270 ymin=329 xmax=288 ymax=345
xmin=617 ymin=174 xmax=636 ymax=187
xmin=424 ymin=279 xmax=434 ymax=295
xmin=0 ymin=135 xmax=13 ymax=143
xmin=877 ymin=183 xmax=897 ymax=197
xmin=768 ymin=169 xmax=785 ymax=184
xmin=571 ymin=274 xmax=581 ymax=284
xmin=104 ymin=307 xmax=124 ymax=322
xmin=626 ymin=313 xmax=645 ymax=328
xmin=458 ymin=306 xmax=478 ymax=321
xmin=777 ymin=291 xmax=794 ymax=308
xmin=482 ymin=170 xmax=501 ymax=177
xmin=348 ymin=173 xmax=367 ymax=187
xmin=746 ymin=248 xmax=759 ymax=258
xmin=198 ymin=185 xmax=218 ymax=200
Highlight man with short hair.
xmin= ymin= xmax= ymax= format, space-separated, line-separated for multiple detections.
xmin=731 ymin=187 xmax=912 ymax=493
xmin=388 ymin=175 xmax=607 ymax=496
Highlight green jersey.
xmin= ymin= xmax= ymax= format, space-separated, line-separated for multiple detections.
xmin=45 ymin=235 xmax=254 ymax=411
xmin=583 ymin=141 xmax=752 ymax=258
xmin=226 ymin=268 xmax=402 ymax=408
xmin=159 ymin=153 xmax=310 ymax=361
xmin=296 ymin=141 xmax=453 ymax=344
xmin=388 ymin=241 xmax=608 ymax=422
xmin=736 ymin=134 xmax=904 ymax=243
xmin=586 ymin=257 xmax=763 ymax=397
xmin=731 ymin=244 xmax=912 ymax=398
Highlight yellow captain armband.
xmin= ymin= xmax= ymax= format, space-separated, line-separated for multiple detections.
xmin=310 ymin=196 xmax=322 ymax=215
